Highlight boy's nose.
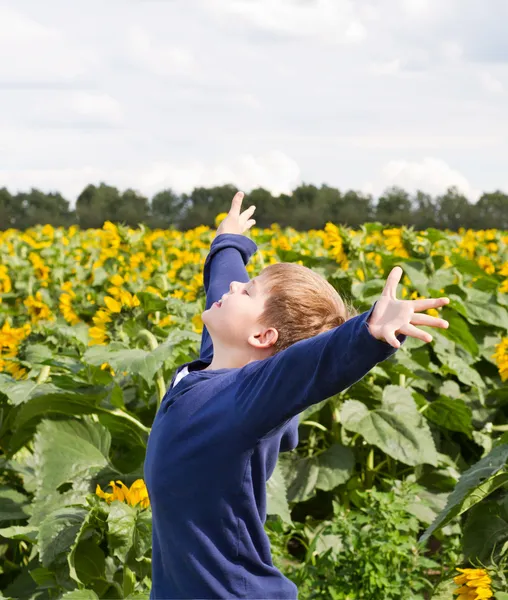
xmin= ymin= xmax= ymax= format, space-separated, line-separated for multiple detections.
xmin=229 ymin=281 xmax=241 ymax=294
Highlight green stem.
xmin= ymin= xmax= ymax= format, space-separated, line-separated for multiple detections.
xmin=399 ymin=374 xmax=406 ymax=387
xmin=36 ymin=365 xmax=50 ymax=384
xmin=104 ymin=408 xmax=151 ymax=434
xmin=138 ymin=329 xmax=166 ymax=410
xmin=138 ymin=329 xmax=159 ymax=351
xmin=300 ymin=420 xmax=328 ymax=433
xmin=365 ymin=447 xmax=375 ymax=488
xmin=256 ymin=248 xmax=265 ymax=270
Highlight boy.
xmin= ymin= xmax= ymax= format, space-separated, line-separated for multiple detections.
xmin=144 ymin=192 xmax=449 ymax=599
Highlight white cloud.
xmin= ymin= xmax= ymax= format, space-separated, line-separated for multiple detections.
xmin=206 ymin=0 xmax=367 ymax=44
xmin=441 ymin=41 xmax=463 ymax=61
xmin=0 ymin=6 xmax=51 ymax=42
xmin=0 ymin=151 xmax=301 ymax=201
xmin=126 ymin=26 xmax=197 ymax=77
xmin=0 ymin=0 xmax=508 ymax=205
xmin=71 ymin=92 xmax=123 ymax=124
xmin=0 ymin=7 xmax=94 ymax=83
xmin=364 ymin=158 xmax=479 ymax=199
xmin=400 ymin=0 xmax=433 ymax=18
xmin=480 ymin=72 xmax=504 ymax=94
xmin=370 ymin=58 xmax=402 ymax=76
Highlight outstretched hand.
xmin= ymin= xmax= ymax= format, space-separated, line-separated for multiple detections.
xmin=215 ymin=191 xmax=256 ymax=238
xmin=368 ymin=266 xmax=450 ymax=348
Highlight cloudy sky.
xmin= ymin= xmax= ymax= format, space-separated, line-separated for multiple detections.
xmin=1 ymin=0 xmax=507 ymax=203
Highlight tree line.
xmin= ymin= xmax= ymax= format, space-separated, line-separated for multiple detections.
xmin=0 ymin=183 xmax=507 ymax=231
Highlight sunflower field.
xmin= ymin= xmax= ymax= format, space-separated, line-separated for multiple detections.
xmin=1 ymin=220 xmax=508 ymax=599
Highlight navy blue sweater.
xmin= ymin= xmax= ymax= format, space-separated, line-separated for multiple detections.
xmin=144 ymin=233 xmax=400 ymax=599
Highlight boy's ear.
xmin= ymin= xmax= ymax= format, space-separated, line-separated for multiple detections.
xmin=248 ymin=327 xmax=278 ymax=349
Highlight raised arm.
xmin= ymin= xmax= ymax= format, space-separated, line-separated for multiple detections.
xmin=233 ymin=308 xmax=396 ymax=440
xmin=199 ymin=192 xmax=257 ymax=361
xmin=231 ymin=267 xmax=450 ymax=441
xmin=199 ymin=234 xmax=257 ymax=360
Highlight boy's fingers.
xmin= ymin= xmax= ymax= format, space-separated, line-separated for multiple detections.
xmin=382 ymin=327 xmax=400 ymax=349
xmin=241 ymin=205 xmax=256 ymax=219
xmin=230 ymin=191 xmax=244 ymax=215
xmin=244 ymin=219 xmax=256 ymax=230
xmin=381 ymin=266 xmax=403 ymax=298
xmin=399 ymin=323 xmax=433 ymax=343
xmin=411 ymin=313 xmax=449 ymax=329
xmin=412 ymin=297 xmax=450 ymax=312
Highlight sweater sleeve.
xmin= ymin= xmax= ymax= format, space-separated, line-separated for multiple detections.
xmin=233 ymin=307 xmax=404 ymax=440
xmin=199 ymin=233 xmax=258 ymax=361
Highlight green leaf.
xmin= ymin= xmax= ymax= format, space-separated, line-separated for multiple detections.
xmin=92 ymin=267 xmax=108 ymax=286
xmin=438 ymin=308 xmax=479 ymax=357
xmin=351 ymin=279 xmax=385 ymax=301
xmin=428 ymin=268 xmax=456 ymax=292
xmin=33 ymin=418 xmax=111 ymax=495
xmin=107 ymin=502 xmax=152 ymax=562
xmin=450 ymin=254 xmax=494 ymax=279
xmin=406 ymin=490 xmax=448 ymax=525
xmin=67 ymin=505 xmax=108 ymax=585
xmin=137 ymin=291 xmax=168 ymax=312
xmin=300 ymin=396 xmax=333 ymax=422
xmin=466 ymin=301 xmax=508 ymax=330
xmin=38 ymin=506 xmax=88 ymax=567
xmin=341 ymin=386 xmax=437 ymax=467
xmin=84 ymin=335 xmax=179 ymax=384
xmin=285 ymin=444 xmax=354 ymax=502
xmin=463 ymin=501 xmax=508 ymax=561
xmin=84 ymin=347 xmax=158 ymax=384
xmin=433 ymin=338 xmax=485 ymax=389
xmin=0 ymin=377 xmax=56 ymax=406
xmin=420 ymin=444 xmax=508 ymax=543
xmin=72 ymin=539 xmax=107 ymax=585
xmin=0 ymin=525 xmax=37 ymax=542
xmin=266 ymin=462 xmax=292 ymax=524
xmin=398 ymin=261 xmax=428 ymax=295
xmin=29 ymin=567 xmax=57 ymax=588
xmin=439 ymin=380 xmax=462 ymax=399
xmin=425 ymin=397 xmax=473 ymax=435
xmin=0 ymin=486 xmax=31 ymax=522
xmin=24 ymin=344 xmax=53 ymax=365
xmin=13 ymin=389 xmax=107 ymax=430
xmin=430 ymin=579 xmax=456 ymax=599
xmin=61 ymin=590 xmax=99 ymax=600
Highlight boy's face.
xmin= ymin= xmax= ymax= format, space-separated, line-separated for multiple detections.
xmin=202 ymin=275 xmax=273 ymax=350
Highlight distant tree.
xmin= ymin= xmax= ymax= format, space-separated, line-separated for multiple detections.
xmin=116 ymin=189 xmax=149 ymax=228
xmin=0 ymin=188 xmax=16 ymax=230
xmin=335 ymin=189 xmax=373 ymax=227
xmin=474 ymin=190 xmax=508 ymax=230
xmin=244 ymin=188 xmax=290 ymax=229
xmin=179 ymin=185 xmax=239 ymax=229
xmin=15 ymin=189 xmax=72 ymax=229
xmin=436 ymin=187 xmax=473 ymax=230
xmin=150 ymin=189 xmax=187 ymax=229
xmin=289 ymin=184 xmax=321 ymax=229
xmin=412 ymin=191 xmax=438 ymax=230
xmin=0 ymin=181 xmax=505 ymax=231
xmin=76 ymin=183 xmax=121 ymax=229
xmin=375 ymin=186 xmax=412 ymax=225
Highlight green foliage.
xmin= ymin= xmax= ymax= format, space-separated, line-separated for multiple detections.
xmin=1 ymin=222 xmax=507 ymax=596
xmin=272 ymin=484 xmax=459 ymax=599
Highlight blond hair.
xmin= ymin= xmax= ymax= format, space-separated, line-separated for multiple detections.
xmin=257 ymin=262 xmax=357 ymax=355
